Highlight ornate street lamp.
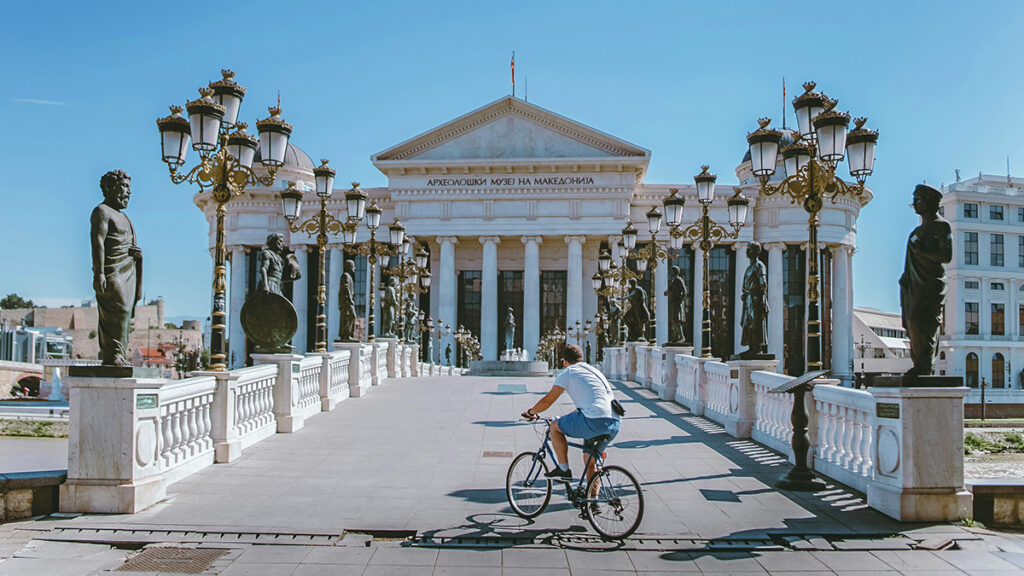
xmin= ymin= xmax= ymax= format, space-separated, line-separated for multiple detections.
xmin=388 ymin=240 xmax=431 ymax=343
xmin=340 ymin=190 xmax=406 ymax=342
xmin=671 ymin=166 xmax=749 ymax=357
xmin=745 ymin=81 xmax=877 ymax=372
xmin=623 ymin=205 xmax=669 ymax=340
xmin=157 ymin=70 xmax=292 ymax=371
xmin=280 ymin=159 xmax=341 ymax=353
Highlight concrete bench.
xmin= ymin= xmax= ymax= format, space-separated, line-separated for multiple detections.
xmin=1 ymin=469 xmax=66 ymax=522
xmin=968 ymin=479 xmax=1024 ymax=528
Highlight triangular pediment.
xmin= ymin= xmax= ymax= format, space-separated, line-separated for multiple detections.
xmin=372 ymin=96 xmax=649 ymax=163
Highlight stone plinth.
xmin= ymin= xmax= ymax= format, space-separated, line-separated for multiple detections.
xmin=623 ymin=342 xmax=643 ymax=382
xmin=251 ymin=353 xmax=305 ymax=433
xmin=379 ymin=338 xmax=399 ymax=379
xmin=724 ymin=358 xmax=778 ymax=438
xmin=866 ymin=385 xmax=972 ymax=522
xmin=60 ymin=375 xmax=170 ymax=514
xmin=334 ymin=342 xmax=372 ymax=397
xmin=655 ymin=346 xmax=693 ymax=400
xmin=409 ymin=345 xmax=420 ymax=376
xmin=468 ymin=360 xmax=549 ymax=377
xmin=371 ymin=340 xmax=390 ymax=386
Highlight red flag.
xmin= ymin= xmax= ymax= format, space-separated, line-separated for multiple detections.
xmin=511 ymin=52 xmax=515 ymax=96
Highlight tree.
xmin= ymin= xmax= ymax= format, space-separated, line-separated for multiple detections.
xmin=164 ymin=322 xmax=178 ymax=329
xmin=0 ymin=293 xmax=35 ymax=309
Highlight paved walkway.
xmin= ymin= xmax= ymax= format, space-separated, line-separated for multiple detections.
xmin=2 ymin=374 xmax=1024 ymax=575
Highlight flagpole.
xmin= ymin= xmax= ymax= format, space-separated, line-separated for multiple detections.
xmin=511 ymin=51 xmax=515 ymax=97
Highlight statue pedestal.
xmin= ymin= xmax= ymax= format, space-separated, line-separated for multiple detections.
xmin=724 ymin=358 xmax=779 ymax=438
xmin=250 ymin=353 xmax=305 ymax=433
xmin=623 ymin=342 xmax=644 ymax=382
xmin=866 ymin=384 xmax=972 ymax=521
xmin=655 ymin=346 xmax=693 ymax=400
xmin=409 ymin=345 xmax=420 ymax=376
xmin=60 ymin=374 xmax=171 ymax=514
xmin=334 ymin=342 xmax=373 ymax=397
xmin=378 ymin=338 xmax=400 ymax=379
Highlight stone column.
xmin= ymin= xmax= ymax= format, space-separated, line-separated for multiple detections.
xmin=692 ymin=245 xmax=705 ymax=350
xmin=655 ymin=260 xmax=668 ymax=346
xmin=327 ymin=247 xmax=342 ymax=344
xmin=766 ymin=243 xmax=785 ymax=371
xmin=733 ymin=242 xmax=748 ymax=354
xmin=565 ymin=236 xmax=586 ymax=329
xmin=522 ymin=236 xmax=542 ymax=358
xmin=831 ymin=245 xmax=853 ymax=384
xmin=438 ymin=237 xmax=459 ymax=357
xmin=480 ymin=236 xmax=500 ymax=360
xmin=229 ymin=246 xmax=247 ymax=369
xmin=292 ymin=246 xmax=308 ymax=354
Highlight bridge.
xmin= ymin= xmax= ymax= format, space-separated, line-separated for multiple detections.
xmin=1 ymin=344 xmax=1023 ymax=574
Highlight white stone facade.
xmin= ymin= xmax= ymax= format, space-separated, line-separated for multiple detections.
xmin=938 ymin=175 xmax=1024 ymax=392
xmin=196 ymin=96 xmax=868 ymax=376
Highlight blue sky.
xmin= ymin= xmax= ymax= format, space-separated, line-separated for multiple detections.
xmin=3 ymin=0 xmax=1024 ymax=320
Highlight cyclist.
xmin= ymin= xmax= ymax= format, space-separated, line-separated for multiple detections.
xmin=522 ymin=344 xmax=621 ymax=482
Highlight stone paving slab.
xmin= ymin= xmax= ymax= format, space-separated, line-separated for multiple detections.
xmin=2 ymin=375 xmax=1024 ymax=574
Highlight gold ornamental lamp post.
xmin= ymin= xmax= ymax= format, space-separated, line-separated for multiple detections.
xmin=596 ymin=246 xmax=640 ymax=344
xmin=157 ymin=70 xmax=293 ymax=372
xmin=279 ymin=159 xmax=339 ymax=353
xmin=389 ymin=241 xmax=431 ymax=342
xmin=670 ymin=166 xmax=749 ymax=358
xmin=622 ymin=207 xmax=670 ymax=341
xmin=745 ymin=81 xmax=878 ymax=372
xmin=339 ymin=191 xmax=405 ymax=342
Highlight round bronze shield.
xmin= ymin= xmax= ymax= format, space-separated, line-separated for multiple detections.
xmin=240 ymin=290 xmax=298 ymax=353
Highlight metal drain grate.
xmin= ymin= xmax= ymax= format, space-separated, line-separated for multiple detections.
xmin=117 ymin=547 xmax=228 ymax=573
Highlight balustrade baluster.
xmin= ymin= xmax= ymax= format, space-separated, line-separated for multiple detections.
xmin=840 ymin=406 xmax=854 ymax=468
xmin=170 ymin=404 xmax=183 ymax=461
xmin=161 ymin=409 xmax=173 ymax=465
xmin=202 ymin=399 xmax=213 ymax=448
xmin=187 ymin=401 xmax=199 ymax=456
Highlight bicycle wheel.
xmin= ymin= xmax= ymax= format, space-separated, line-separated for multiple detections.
xmin=506 ymin=451 xmax=552 ymax=518
xmin=585 ymin=464 xmax=644 ymax=539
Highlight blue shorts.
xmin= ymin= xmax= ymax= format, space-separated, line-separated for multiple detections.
xmin=557 ymin=409 xmax=621 ymax=454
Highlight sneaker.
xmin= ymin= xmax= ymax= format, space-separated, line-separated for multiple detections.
xmin=544 ymin=468 xmax=573 ymax=482
xmin=589 ymin=502 xmax=602 ymax=517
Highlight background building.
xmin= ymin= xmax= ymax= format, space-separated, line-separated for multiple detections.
xmin=939 ymin=174 xmax=1024 ymax=400
xmin=852 ymin=307 xmax=912 ymax=384
xmin=202 ymin=97 xmax=870 ymax=382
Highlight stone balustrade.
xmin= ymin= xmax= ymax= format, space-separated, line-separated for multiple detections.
xmin=61 ymin=341 xmax=422 ymax=515
xmin=601 ymin=347 xmax=970 ymax=522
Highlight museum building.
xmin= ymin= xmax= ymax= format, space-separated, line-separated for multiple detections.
xmin=196 ymin=96 xmax=868 ymax=382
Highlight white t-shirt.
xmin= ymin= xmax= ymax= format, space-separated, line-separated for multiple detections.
xmin=553 ymin=363 xmax=616 ymax=419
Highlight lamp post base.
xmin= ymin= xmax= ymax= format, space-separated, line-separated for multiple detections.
xmin=776 ymin=467 xmax=827 ymax=492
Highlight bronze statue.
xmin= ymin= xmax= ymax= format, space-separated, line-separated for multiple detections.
xmin=338 ymin=260 xmax=356 ymax=342
xmin=504 ymin=307 xmax=516 ymax=351
xmin=380 ymin=276 xmax=399 ymax=338
xmin=607 ymin=303 xmax=621 ymax=346
xmin=404 ymin=294 xmax=418 ymax=343
xmin=624 ymin=279 xmax=650 ymax=342
xmin=665 ymin=265 xmax=688 ymax=345
xmin=90 ymin=170 xmax=142 ymax=366
xmin=899 ymin=184 xmax=952 ymax=380
xmin=257 ymin=233 xmax=301 ymax=295
xmin=241 ymin=233 xmax=300 ymax=354
xmin=736 ymin=242 xmax=771 ymax=359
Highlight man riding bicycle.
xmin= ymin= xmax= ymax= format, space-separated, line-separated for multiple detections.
xmin=522 ymin=344 xmax=621 ymax=483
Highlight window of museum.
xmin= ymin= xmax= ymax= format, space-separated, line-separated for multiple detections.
xmin=991 ymin=234 xmax=1004 ymax=266
xmin=540 ymin=270 xmax=566 ymax=336
xmin=965 ymin=280 xmax=980 ymax=290
xmin=992 ymin=303 xmax=1005 ymax=336
xmin=498 ymin=270 xmax=524 ymax=352
xmin=993 ymin=282 xmax=1005 ymax=291
xmin=1019 ymin=207 xmax=1024 ymax=223
xmin=1020 ymin=303 xmax=1024 ymax=337
xmin=457 ymin=271 xmax=482 ymax=343
xmin=1019 ymin=236 xmax=1024 ymax=268
xmin=708 ymin=246 xmax=736 ymax=360
xmin=991 ymin=205 xmax=1005 ymax=221
xmin=783 ymin=245 xmax=806 ymax=376
xmin=993 ymin=353 xmax=1005 ymax=388
xmin=965 ymin=302 xmax=979 ymax=335
xmin=964 ymin=203 xmax=978 ymax=218
xmin=966 ymin=353 xmax=979 ymax=388
xmin=964 ymin=232 xmax=978 ymax=265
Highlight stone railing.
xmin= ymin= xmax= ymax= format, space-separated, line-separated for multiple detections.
xmin=601 ymin=348 xmax=970 ymax=522
xmin=648 ymin=348 xmax=664 ymax=390
xmin=812 ymin=384 xmax=875 ymax=493
xmin=62 ymin=340 xmax=424 ymax=515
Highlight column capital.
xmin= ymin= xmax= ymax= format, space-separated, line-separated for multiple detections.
xmin=764 ymin=242 xmax=786 ymax=253
xmin=437 ymin=236 xmax=459 ymax=246
xmin=479 ymin=236 xmax=501 ymax=245
xmin=832 ymin=243 xmax=854 ymax=255
xmin=292 ymin=244 xmax=309 ymax=254
xmin=731 ymin=241 xmax=749 ymax=252
xmin=564 ymin=235 xmax=587 ymax=245
xmin=521 ymin=235 xmax=543 ymax=245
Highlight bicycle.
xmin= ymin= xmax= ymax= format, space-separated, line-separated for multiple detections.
xmin=505 ymin=417 xmax=644 ymax=539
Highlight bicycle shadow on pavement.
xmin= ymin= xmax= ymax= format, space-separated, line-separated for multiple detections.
xmin=447 ymin=488 xmax=573 ymax=513
xmin=414 ymin=511 xmax=592 ymax=549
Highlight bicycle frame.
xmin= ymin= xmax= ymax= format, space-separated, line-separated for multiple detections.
xmin=525 ymin=419 xmax=603 ymax=507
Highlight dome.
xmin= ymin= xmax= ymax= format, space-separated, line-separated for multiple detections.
xmin=254 ymin=143 xmax=315 ymax=172
xmin=741 ymin=128 xmax=798 ymax=164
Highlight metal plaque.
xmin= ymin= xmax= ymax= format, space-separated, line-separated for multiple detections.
xmin=292 ymin=364 xmax=300 ymax=374
xmin=769 ymin=370 xmax=830 ymax=394
xmin=876 ymin=402 xmax=900 ymax=419
xmin=136 ymin=394 xmax=158 ymax=409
